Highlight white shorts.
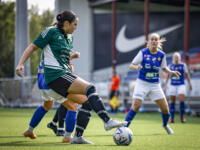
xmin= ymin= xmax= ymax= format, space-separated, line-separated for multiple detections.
xmin=132 ymin=79 xmax=165 ymax=101
xmin=168 ymin=84 xmax=186 ymax=96
xmin=40 ymin=89 xmax=67 ymax=104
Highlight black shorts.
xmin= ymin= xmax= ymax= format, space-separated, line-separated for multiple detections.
xmin=48 ymin=73 xmax=77 ymax=98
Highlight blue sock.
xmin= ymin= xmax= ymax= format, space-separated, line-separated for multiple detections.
xmin=162 ymin=112 xmax=170 ymax=127
xmin=170 ymin=103 xmax=175 ymax=120
xmin=125 ymin=109 xmax=137 ymax=127
xmin=65 ymin=111 xmax=77 ymax=132
xmin=180 ymin=102 xmax=185 ymax=117
xmin=29 ymin=106 xmax=48 ymax=128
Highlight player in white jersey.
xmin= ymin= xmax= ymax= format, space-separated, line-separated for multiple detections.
xmin=124 ymin=33 xmax=180 ymax=135
xmin=164 ymin=52 xmax=192 ymax=123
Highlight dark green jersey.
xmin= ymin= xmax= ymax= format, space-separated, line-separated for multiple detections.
xmin=33 ymin=27 xmax=73 ymax=84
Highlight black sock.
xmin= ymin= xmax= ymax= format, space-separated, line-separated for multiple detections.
xmin=75 ymin=101 xmax=91 ymax=137
xmin=58 ymin=104 xmax=68 ymax=129
xmin=52 ymin=106 xmax=59 ymax=123
xmin=86 ymin=85 xmax=110 ymax=123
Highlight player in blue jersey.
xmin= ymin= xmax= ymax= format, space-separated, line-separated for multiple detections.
xmin=125 ymin=33 xmax=180 ymax=135
xmin=164 ymin=52 xmax=192 ymax=123
xmin=16 ymin=10 xmax=127 ymax=144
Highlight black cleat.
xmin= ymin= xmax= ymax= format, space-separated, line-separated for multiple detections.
xmin=56 ymin=130 xmax=65 ymax=136
xmin=47 ymin=122 xmax=57 ymax=134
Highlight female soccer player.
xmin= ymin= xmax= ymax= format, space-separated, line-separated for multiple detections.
xmin=164 ymin=52 xmax=192 ymax=123
xmin=23 ymin=56 xmax=81 ymax=143
xmin=125 ymin=33 xmax=180 ymax=135
xmin=16 ymin=10 xmax=127 ymax=143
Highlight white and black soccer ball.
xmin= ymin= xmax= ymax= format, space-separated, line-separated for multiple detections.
xmin=113 ymin=127 xmax=133 ymax=146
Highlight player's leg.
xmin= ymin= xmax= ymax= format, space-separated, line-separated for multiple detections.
xmin=179 ymin=94 xmax=186 ymax=122
xmin=151 ymin=84 xmax=173 ymax=135
xmin=169 ymin=96 xmax=176 ymax=123
xmin=47 ymin=89 xmax=78 ymax=142
xmin=109 ymin=90 xmax=116 ymax=113
xmin=155 ymin=98 xmax=174 ymax=135
xmin=24 ymin=100 xmax=54 ymax=139
xmin=168 ymin=85 xmax=177 ymax=123
xmin=125 ymin=79 xmax=146 ymax=127
xmin=178 ymin=85 xmax=186 ymax=123
xmin=125 ymin=99 xmax=142 ymax=127
xmin=61 ymin=99 xmax=77 ymax=143
xmin=63 ymin=94 xmax=92 ymax=144
xmin=56 ymin=104 xmax=68 ymax=136
xmin=71 ymin=101 xmax=93 ymax=144
xmin=48 ymin=75 xmax=127 ymax=131
xmin=47 ymin=104 xmax=61 ymax=134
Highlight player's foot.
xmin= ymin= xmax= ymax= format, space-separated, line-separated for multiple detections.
xmin=62 ymin=135 xmax=72 ymax=143
xmin=47 ymin=122 xmax=57 ymax=134
xmin=181 ymin=116 xmax=186 ymax=123
xmin=23 ymin=130 xmax=37 ymax=139
xmin=56 ymin=129 xmax=65 ymax=136
xmin=104 ymin=119 xmax=128 ymax=131
xmin=70 ymin=136 xmax=93 ymax=144
xmin=170 ymin=119 xmax=175 ymax=123
xmin=163 ymin=125 xmax=174 ymax=135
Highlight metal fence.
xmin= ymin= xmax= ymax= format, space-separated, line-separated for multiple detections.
xmin=0 ymin=75 xmax=200 ymax=115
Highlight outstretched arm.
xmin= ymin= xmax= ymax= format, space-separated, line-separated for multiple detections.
xmin=162 ymin=67 xmax=181 ymax=77
xmin=16 ymin=43 xmax=38 ymax=77
xmin=129 ymin=64 xmax=142 ymax=70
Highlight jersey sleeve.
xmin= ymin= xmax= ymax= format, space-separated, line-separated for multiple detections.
xmin=161 ymin=55 xmax=167 ymax=68
xmin=131 ymin=51 xmax=143 ymax=65
xmin=33 ymin=27 xmax=54 ymax=49
xmin=183 ymin=63 xmax=189 ymax=73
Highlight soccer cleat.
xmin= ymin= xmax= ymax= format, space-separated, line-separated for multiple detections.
xmin=23 ymin=130 xmax=37 ymax=139
xmin=170 ymin=119 xmax=175 ymax=123
xmin=62 ymin=135 xmax=72 ymax=143
xmin=181 ymin=116 xmax=186 ymax=123
xmin=163 ymin=125 xmax=174 ymax=135
xmin=70 ymin=136 xmax=93 ymax=144
xmin=104 ymin=119 xmax=128 ymax=131
xmin=56 ymin=130 xmax=65 ymax=136
xmin=47 ymin=122 xmax=57 ymax=134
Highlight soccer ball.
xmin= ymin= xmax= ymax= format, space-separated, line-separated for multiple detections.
xmin=113 ymin=127 xmax=133 ymax=146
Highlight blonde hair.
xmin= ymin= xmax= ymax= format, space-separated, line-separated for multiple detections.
xmin=147 ymin=33 xmax=166 ymax=50
xmin=173 ymin=52 xmax=181 ymax=64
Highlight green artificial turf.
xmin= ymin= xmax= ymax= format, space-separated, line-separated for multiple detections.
xmin=0 ymin=107 xmax=200 ymax=150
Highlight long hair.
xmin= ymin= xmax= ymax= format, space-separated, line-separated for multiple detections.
xmin=146 ymin=33 xmax=166 ymax=50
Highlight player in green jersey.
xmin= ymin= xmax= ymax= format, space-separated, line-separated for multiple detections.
xmin=16 ymin=10 xmax=127 ymax=144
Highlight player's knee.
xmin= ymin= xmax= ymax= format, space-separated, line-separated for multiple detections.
xmin=65 ymin=100 xmax=78 ymax=111
xmin=132 ymin=99 xmax=142 ymax=111
xmin=86 ymin=84 xmax=96 ymax=97
xmin=162 ymin=108 xmax=169 ymax=114
xmin=43 ymin=101 xmax=53 ymax=111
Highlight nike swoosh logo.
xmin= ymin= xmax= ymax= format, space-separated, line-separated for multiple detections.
xmin=116 ymin=23 xmax=182 ymax=53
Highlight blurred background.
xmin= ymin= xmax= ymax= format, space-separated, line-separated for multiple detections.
xmin=0 ymin=0 xmax=200 ymax=116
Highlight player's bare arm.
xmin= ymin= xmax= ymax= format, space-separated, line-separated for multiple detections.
xmin=16 ymin=43 xmax=38 ymax=77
